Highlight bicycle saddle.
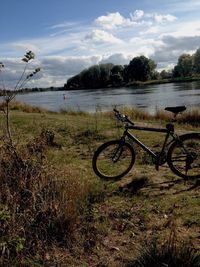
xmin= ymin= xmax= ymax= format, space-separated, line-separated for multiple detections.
xmin=165 ymin=106 xmax=186 ymax=114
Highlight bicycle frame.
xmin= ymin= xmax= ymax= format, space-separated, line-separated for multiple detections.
xmin=93 ymin=108 xmax=200 ymax=180
xmin=122 ymin=124 xmax=178 ymax=162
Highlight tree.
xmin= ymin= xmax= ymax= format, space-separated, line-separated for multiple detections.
xmin=193 ymin=48 xmax=200 ymax=74
xmin=111 ymin=65 xmax=124 ymax=75
xmin=122 ymin=65 xmax=130 ymax=83
xmin=81 ymin=65 xmax=101 ymax=88
xmin=110 ymin=65 xmax=124 ymax=86
xmin=175 ymin=54 xmax=193 ymax=77
xmin=79 ymin=63 xmax=113 ymax=88
xmin=172 ymin=65 xmax=181 ymax=78
xmin=127 ymin=56 xmax=156 ymax=81
xmin=65 ymin=74 xmax=82 ymax=89
xmin=160 ymin=70 xmax=173 ymax=79
xmin=99 ymin=63 xmax=113 ymax=87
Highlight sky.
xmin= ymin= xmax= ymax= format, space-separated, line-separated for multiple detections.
xmin=1 ymin=0 xmax=200 ymax=88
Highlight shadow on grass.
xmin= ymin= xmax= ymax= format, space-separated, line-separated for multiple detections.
xmin=118 ymin=177 xmax=149 ymax=195
xmin=113 ymin=175 xmax=199 ymax=197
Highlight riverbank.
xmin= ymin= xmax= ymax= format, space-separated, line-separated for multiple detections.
xmin=1 ymin=105 xmax=200 ymax=266
xmin=1 ymin=76 xmax=200 ymax=95
xmin=65 ymin=76 xmax=200 ymax=91
xmin=126 ymin=76 xmax=200 ymax=87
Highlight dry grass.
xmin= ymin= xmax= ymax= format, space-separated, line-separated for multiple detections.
xmin=155 ymin=108 xmax=200 ymax=127
xmin=0 ymin=100 xmax=47 ymax=113
xmin=178 ymin=108 xmax=200 ymax=127
xmin=104 ymin=106 xmax=200 ymax=127
xmin=0 ymin=132 xmax=90 ymax=266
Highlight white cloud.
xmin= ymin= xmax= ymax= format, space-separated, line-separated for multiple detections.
xmin=130 ymin=10 xmax=177 ymax=24
xmin=95 ymin=12 xmax=135 ymax=29
xmin=100 ymin=53 xmax=132 ymax=65
xmin=139 ymin=26 xmax=160 ymax=35
xmin=154 ymin=14 xmax=177 ymax=23
xmin=49 ymin=21 xmax=79 ymax=29
xmin=130 ymin=10 xmax=144 ymax=21
xmin=85 ymin=29 xmax=123 ymax=44
xmin=94 ymin=10 xmax=177 ymax=34
xmin=162 ymin=21 xmax=200 ymax=37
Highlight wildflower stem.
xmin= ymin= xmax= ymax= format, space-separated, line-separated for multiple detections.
xmin=14 ymin=62 xmax=28 ymax=90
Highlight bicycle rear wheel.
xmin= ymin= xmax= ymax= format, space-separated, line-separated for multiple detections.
xmin=92 ymin=140 xmax=135 ymax=180
xmin=167 ymin=133 xmax=200 ymax=179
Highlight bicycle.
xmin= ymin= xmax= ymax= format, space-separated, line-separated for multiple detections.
xmin=92 ymin=106 xmax=200 ymax=180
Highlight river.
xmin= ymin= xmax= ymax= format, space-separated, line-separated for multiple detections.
xmin=16 ymin=81 xmax=200 ymax=113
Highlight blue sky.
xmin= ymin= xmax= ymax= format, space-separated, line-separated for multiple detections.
xmin=1 ymin=0 xmax=200 ymax=88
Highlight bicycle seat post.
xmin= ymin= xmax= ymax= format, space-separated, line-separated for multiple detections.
xmin=165 ymin=106 xmax=186 ymax=122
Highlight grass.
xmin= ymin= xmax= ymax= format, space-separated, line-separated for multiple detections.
xmin=0 ymin=102 xmax=199 ymax=266
xmin=126 ymin=237 xmax=200 ymax=267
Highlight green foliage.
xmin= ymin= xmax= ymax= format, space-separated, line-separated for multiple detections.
xmin=22 ymin=51 xmax=35 ymax=62
xmin=0 ymin=205 xmax=11 ymax=222
xmin=160 ymin=69 xmax=172 ymax=79
xmin=65 ymin=63 xmax=114 ymax=89
xmin=193 ymin=48 xmax=200 ymax=73
xmin=173 ymin=47 xmax=200 ymax=77
xmin=173 ymin=54 xmax=193 ymax=77
xmin=64 ymin=56 xmax=157 ymax=89
xmin=111 ymin=64 xmax=124 ymax=75
xmin=127 ymin=56 xmax=157 ymax=82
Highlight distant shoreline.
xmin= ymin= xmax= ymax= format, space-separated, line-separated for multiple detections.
xmin=1 ymin=76 xmax=200 ymax=96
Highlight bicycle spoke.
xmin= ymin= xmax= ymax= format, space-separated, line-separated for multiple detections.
xmin=168 ymin=134 xmax=200 ymax=179
xmin=93 ymin=140 xmax=135 ymax=180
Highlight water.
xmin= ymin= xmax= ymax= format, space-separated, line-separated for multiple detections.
xmin=16 ymin=81 xmax=200 ymax=113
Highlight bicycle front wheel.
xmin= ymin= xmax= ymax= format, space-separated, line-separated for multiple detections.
xmin=167 ymin=133 xmax=200 ymax=179
xmin=92 ymin=140 xmax=135 ymax=180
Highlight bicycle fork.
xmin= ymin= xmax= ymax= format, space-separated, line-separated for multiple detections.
xmin=111 ymin=138 xmax=126 ymax=163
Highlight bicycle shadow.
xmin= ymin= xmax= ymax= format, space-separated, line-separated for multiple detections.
xmin=116 ymin=176 xmax=199 ymax=197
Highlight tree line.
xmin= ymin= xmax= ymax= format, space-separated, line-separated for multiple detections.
xmin=64 ymin=47 xmax=200 ymax=90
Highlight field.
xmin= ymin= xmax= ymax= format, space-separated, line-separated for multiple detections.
xmin=0 ymin=103 xmax=199 ymax=266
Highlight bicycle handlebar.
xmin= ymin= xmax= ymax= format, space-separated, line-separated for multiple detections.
xmin=113 ymin=109 xmax=134 ymax=125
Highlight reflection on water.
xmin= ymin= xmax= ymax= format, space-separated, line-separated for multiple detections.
xmin=16 ymin=81 xmax=200 ymax=113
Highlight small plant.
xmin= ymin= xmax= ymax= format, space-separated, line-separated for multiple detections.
xmin=0 ymin=51 xmax=41 ymax=145
xmin=126 ymin=238 xmax=200 ymax=267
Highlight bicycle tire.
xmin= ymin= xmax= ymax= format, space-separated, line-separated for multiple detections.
xmin=92 ymin=140 xmax=135 ymax=180
xmin=167 ymin=133 xmax=200 ymax=179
